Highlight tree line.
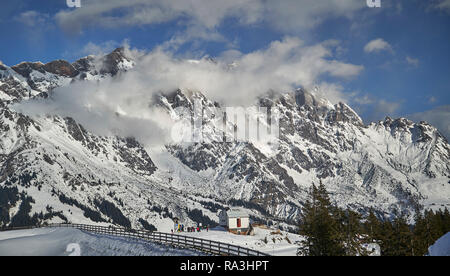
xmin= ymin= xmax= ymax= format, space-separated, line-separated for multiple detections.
xmin=298 ymin=182 xmax=450 ymax=256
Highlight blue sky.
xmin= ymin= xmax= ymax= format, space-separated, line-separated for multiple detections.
xmin=0 ymin=0 xmax=449 ymax=137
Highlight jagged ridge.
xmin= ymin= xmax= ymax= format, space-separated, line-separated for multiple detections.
xmin=0 ymin=49 xmax=448 ymax=232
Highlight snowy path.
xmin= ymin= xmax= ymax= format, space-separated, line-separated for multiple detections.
xmin=0 ymin=228 xmax=205 ymax=256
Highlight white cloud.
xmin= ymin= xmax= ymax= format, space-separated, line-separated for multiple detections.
xmin=311 ymin=82 xmax=351 ymax=106
xmin=406 ymin=56 xmax=419 ymax=67
xmin=15 ymin=10 xmax=50 ymax=27
xmin=160 ymin=25 xmax=230 ymax=52
xmin=352 ymin=93 xmax=374 ymax=105
xmin=432 ymin=0 xmax=450 ymax=13
xmin=259 ymin=0 xmax=366 ymax=32
xmin=364 ymin=38 xmax=393 ymax=54
xmin=15 ymin=38 xmax=364 ymax=145
xmin=81 ymin=40 xmax=124 ymax=56
xmin=374 ymin=99 xmax=401 ymax=116
xmin=409 ymin=105 xmax=450 ymax=140
xmin=351 ymin=93 xmax=402 ymax=123
xmin=62 ymin=40 xmax=134 ymax=62
xmin=55 ymin=0 xmax=366 ymax=36
xmin=13 ymin=10 xmax=53 ymax=48
xmin=55 ymin=0 xmax=262 ymax=35
xmin=136 ymin=37 xmax=363 ymax=105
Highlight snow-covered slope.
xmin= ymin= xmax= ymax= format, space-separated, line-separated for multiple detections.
xmin=183 ymin=226 xmax=303 ymax=256
xmin=0 ymin=228 xmax=203 ymax=256
xmin=159 ymin=89 xmax=449 ymax=221
xmin=0 ymin=48 xmax=448 ymax=232
xmin=0 ymin=49 xmax=215 ymax=232
xmin=428 ymin=232 xmax=450 ymax=256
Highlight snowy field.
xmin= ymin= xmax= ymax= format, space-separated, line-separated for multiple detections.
xmin=428 ymin=232 xmax=450 ymax=256
xmin=0 ymin=228 xmax=204 ymax=256
xmin=180 ymin=226 xmax=303 ymax=256
xmin=0 ymin=226 xmax=396 ymax=256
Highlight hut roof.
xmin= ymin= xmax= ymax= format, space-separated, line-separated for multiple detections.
xmin=227 ymin=208 xmax=248 ymax=218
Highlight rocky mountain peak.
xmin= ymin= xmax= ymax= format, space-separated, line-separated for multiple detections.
xmin=99 ymin=47 xmax=132 ymax=76
xmin=42 ymin=60 xmax=78 ymax=78
xmin=72 ymin=56 xmax=95 ymax=73
xmin=0 ymin=49 xmax=449 ymax=231
xmin=294 ymin=88 xmax=335 ymax=114
xmin=294 ymin=88 xmax=316 ymax=107
xmin=291 ymin=88 xmax=363 ymax=126
xmin=11 ymin=60 xmax=79 ymax=78
xmin=11 ymin=62 xmax=46 ymax=78
xmin=327 ymin=102 xmax=364 ymax=126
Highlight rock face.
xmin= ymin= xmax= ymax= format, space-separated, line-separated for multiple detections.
xmin=0 ymin=49 xmax=449 ymax=231
xmin=99 ymin=48 xmax=132 ymax=76
xmin=159 ymin=89 xmax=449 ymax=222
xmin=11 ymin=62 xmax=46 ymax=78
xmin=42 ymin=60 xmax=78 ymax=78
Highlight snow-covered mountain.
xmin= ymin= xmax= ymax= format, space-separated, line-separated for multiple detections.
xmin=0 ymin=48 xmax=448 ymax=231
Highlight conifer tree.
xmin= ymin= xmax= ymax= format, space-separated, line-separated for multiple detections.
xmin=337 ymin=208 xmax=368 ymax=256
xmin=412 ymin=208 xmax=429 ymax=256
xmin=298 ymin=185 xmax=450 ymax=256
xmin=391 ymin=214 xmax=414 ymax=256
xmin=424 ymin=210 xmax=442 ymax=244
xmin=298 ymin=182 xmax=345 ymax=256
xmin=364 ymin=209 xmax=383 ymax=242
xmin=443 ymin=208 xmax=450 ymax=232
xmin=378 ymin=219 xmax=395 ymax=255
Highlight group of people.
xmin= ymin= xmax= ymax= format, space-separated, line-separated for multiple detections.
xmin=187 ymin=226 xmax=208 ymax=232
xmin=172 ymin=223 xmax=209 ymax=233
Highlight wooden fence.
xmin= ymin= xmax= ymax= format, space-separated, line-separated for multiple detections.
xmin=0 ymin=223 xmax=270 ymax=257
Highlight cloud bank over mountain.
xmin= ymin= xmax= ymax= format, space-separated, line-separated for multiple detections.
xmin=15 ymin=38 xmax=364 ymax=145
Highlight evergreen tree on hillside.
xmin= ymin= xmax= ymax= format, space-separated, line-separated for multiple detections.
xmin=443 ymin=208 xmax=450 ymax=232
xmin=435 ymin=209 xmax=450 ymax=236
xmin=364 ymin=209 xmax=383 ymax=242
xmin=369 ymin=211 xmax=413 ymax=256
xmin=377 ymin=219 xmax=396 ymax=255
xmin=424 ymin=210 xmax=443 ymax=244
xmin=391 ymin=214 xmax=414 ymax=256
xmin=297 ymin=184 xmax=450 ymax=256
xmin=297 ymin=182 xmax=345 ymax=256
xmin=336 ymin=208 xmax=368 ymax=256
xmin=412 ymin=209 xmax=430 ymax=256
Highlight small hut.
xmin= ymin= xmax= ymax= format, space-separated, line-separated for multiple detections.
xmin=218 ymin=208 xmax=250 ymax=234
